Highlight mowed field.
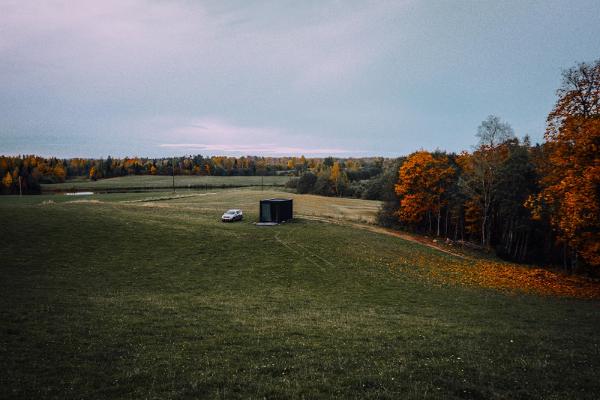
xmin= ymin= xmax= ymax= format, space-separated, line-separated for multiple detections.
xmin=1 ymin=189 xmax=600 ymax=399
xmin=41 ymin=175 xmax=290 ymax=192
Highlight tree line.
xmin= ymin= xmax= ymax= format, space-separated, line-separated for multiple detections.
xmin=0 ymin=155 xmax=326 ymax=194
xmin=386 ymin=60 xmax=598 ymax=271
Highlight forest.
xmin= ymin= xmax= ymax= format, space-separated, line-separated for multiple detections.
xmin=2 ymin=60 xmax=598 ymax=271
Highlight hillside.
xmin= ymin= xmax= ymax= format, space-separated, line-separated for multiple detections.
xmin=1 ymin=189 xmax=599 ymax=399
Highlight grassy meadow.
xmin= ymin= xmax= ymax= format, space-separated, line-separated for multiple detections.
xmin=41 ymin=175 xmax=290 ymax=192
xmin=1 ymin=188 xmax=600 ymax=399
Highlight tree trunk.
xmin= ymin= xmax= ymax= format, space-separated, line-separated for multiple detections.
xmin=481 ymin=215 xmax=486 ymax=247
xmin=454 ymin=215 xmax=458 ymax=241
xmin=520 ymin=231 xmax=529 ymax=262
xmin=428 ymin=211 xmax=432 ymax=234
xmin=445 ymin=208 xmax=449 ymax=237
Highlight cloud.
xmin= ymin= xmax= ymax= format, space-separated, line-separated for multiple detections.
xmin=0 ymin=0 xmax=410 ymax=158
xmin=166 ymin=118 xmax=279 ymax=141
xmin=158 ymin=143 xmax=354 ymax=156
xmin=0 ymin=0 xmax=401 ymax=89
xmin=156 ymin=117 xmax=355 ymax=156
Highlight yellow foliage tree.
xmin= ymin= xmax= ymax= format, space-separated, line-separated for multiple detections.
xmin=330 ymin=161 xmax=341 ymax=182
xmin=53 ymin=164 xmax=66 ymax=182
xmin=330 ymin=161 xmax=347 ymax=196
xmin=2 ymin=171 xmax=13 ymax=189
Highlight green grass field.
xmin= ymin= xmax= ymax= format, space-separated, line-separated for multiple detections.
xmin=41 ymin=175 xmax=290 ymax=192
xmin=1 ymin=189 xmax=599 ymax=399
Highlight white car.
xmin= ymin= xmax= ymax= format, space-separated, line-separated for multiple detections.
xmin=221 ymin=209 xmax=243 ymax=222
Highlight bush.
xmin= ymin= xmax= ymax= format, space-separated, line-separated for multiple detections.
xmin=361 ymin=177 xmax=384 ymax=200
xmin=313 ymin=176 xmax=335 ymax=196
xmin=377 ymin=200 xmax=400 ymax=227
xmin=297 ymin=172 xmax=317 ymax=194
xmin=361 ymin=168 xmax=400 ymax=201
xmin=285 ymin=177 xmax=299 ymax=189
xmin=344 ymin=181 xmax=367 ymax=198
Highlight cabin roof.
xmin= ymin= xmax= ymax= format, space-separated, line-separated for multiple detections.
xmin=262 ymin=198 xmax=292 ymax=202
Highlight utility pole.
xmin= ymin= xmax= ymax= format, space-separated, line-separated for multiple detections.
xmin=172 ymin=157 xmax=175 ymax=193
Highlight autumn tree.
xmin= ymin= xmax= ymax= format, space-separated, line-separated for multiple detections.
xmin=312 ymin=167 xmax=334 ymax=196
xmin=2 ymin=171 xmax=13 ymax=192
xmin=330 ymin=161 xmax=348 ymax=196
xmin=395 ymin=151 xmax=456 ymax=235
xmin=52 ymin=163 xmax=66 ymax=183
xmin=89 ymin=166 xmax=98 ymax=181
xmin=528 ymin=60 xmax=600 ymax=268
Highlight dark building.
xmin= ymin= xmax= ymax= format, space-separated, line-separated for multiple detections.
xmin=259 ymin=198 xmax=293 ymax=223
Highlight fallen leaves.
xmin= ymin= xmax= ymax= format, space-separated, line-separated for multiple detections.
xmin=425 ymin=257 xmax=600 ymax=299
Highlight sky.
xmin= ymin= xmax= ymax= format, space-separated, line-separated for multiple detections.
xmin=1 ymin=0 xmax=599 ymax=158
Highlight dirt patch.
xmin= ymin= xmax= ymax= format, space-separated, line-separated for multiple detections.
xmin=356 ymin=224 xmax=467 ymax=259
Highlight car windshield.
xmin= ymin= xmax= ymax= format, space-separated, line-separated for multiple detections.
xmin=225 ymin=210 xmax=236 ymax=214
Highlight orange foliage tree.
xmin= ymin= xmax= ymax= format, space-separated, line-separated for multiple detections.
xmin=528 ymin=60 xmax=600 ymax=268
xmin=395 ymin=151 xmax=455 ymax=235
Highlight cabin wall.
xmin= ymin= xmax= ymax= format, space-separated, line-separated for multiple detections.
xmin=259 ymin=200 xmax=293 ymax=223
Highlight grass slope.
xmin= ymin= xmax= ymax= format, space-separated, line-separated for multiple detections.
xmin=1 ymin=190 xmax=599 ymax=399
xmin=41 ymin=175 xmax=290 ymax=192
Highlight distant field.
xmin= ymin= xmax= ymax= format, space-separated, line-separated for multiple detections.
xmin=1 ymin=189 xmax=599 ymax=399
xmin=41 ymin=175 xmax=291 ymax=192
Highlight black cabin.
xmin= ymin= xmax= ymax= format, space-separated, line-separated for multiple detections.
xmin=259 ymin=198 xmax=293 ymax=223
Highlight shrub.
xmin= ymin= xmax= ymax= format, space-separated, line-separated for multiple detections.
xmin=313 ymin=176 xmax=335 ymax=196
xmin=285 ymin=177 xmax=299 ymax=189
xmin=297 ymin=172 xmax=317 ymax=194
